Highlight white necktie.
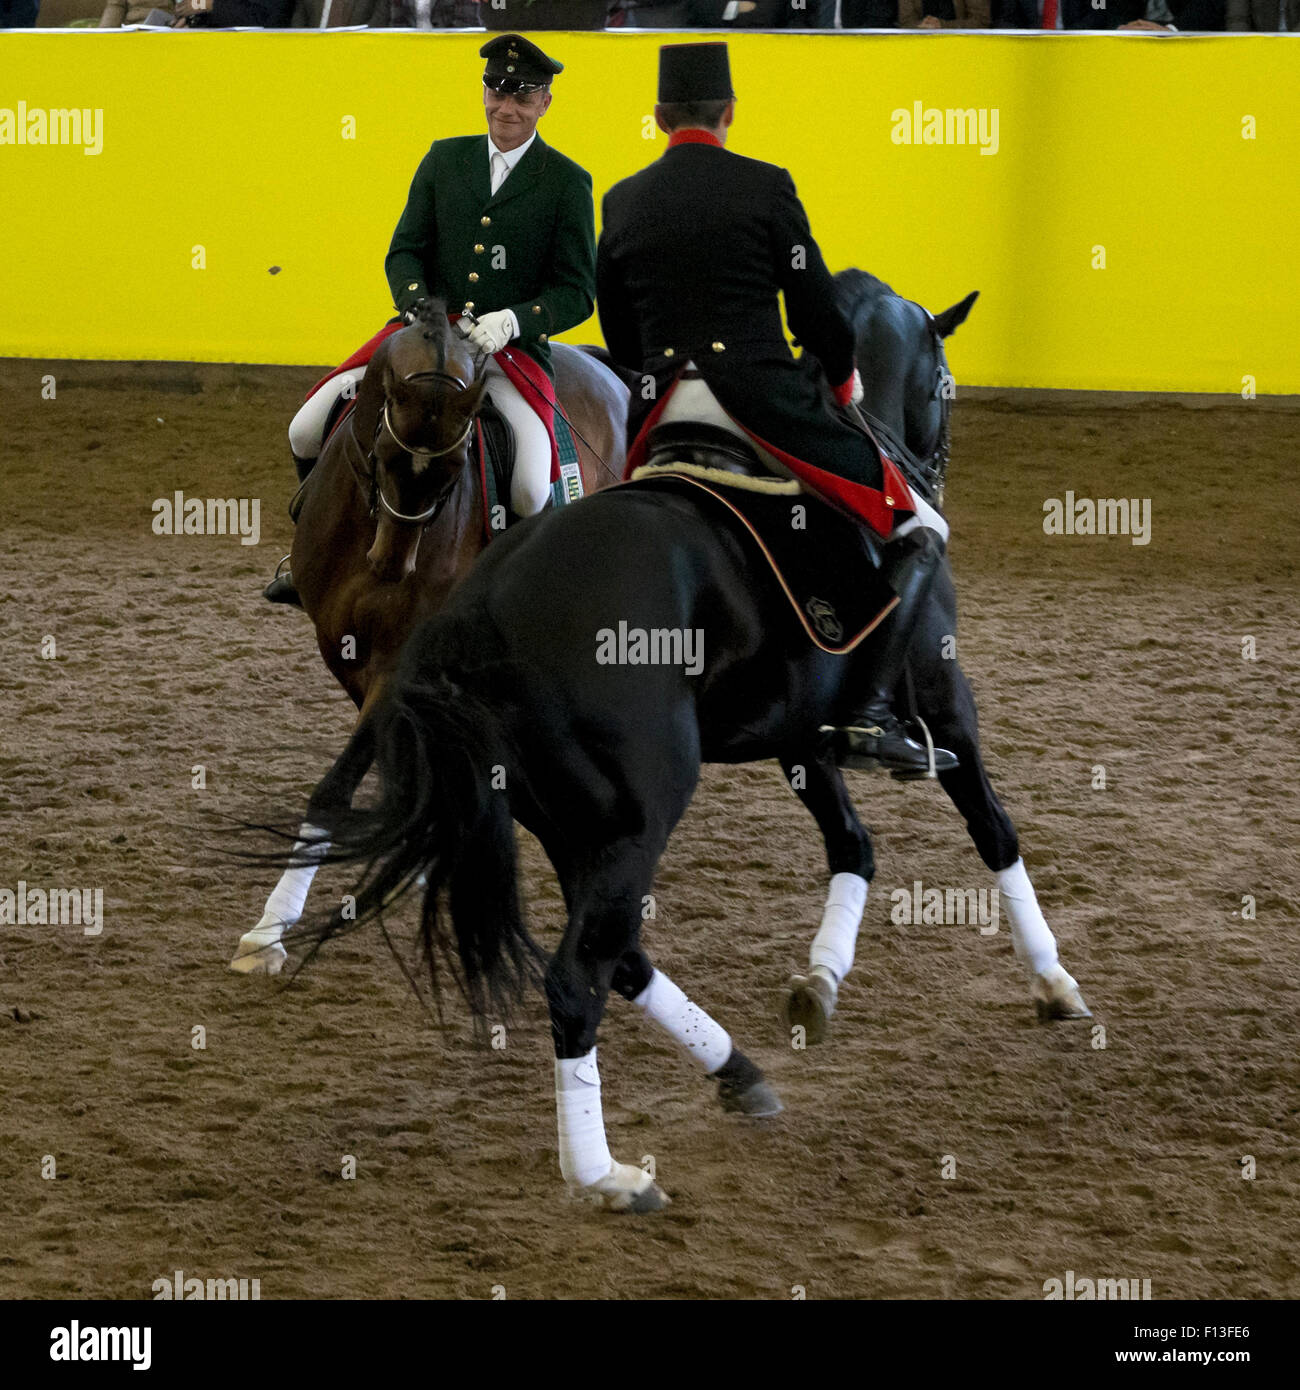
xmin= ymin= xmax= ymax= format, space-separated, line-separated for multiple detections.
xmin=490 ymin=152 xmax=508 ymax=196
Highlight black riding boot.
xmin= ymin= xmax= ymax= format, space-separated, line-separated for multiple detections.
xmin=261 ymin=452 xmax=316 ymax=606
xmin=826 ymin=526 xmax=958 ymax=776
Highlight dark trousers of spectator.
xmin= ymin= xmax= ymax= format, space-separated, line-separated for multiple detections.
xmin=0 ymin=0 xmax=40 ymax=24
xmin=621 ymin=0 xmax=805 ymax=21
xmin=842 ymin=0 xmax=899 ymax=22
xmin=788 ymin=0 xmax=838 ymax=21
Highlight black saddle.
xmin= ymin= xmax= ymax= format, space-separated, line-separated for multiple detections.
xmin=645 ymin=422 xmax=768 ymax=477
xmin=477 ymin=397 xmax=516 ymax=523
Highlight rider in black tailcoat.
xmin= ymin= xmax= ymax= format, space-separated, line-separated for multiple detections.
xmin=596 ymin=42 xmax=955 ymax=775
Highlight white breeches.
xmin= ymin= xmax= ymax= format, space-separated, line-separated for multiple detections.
xmin=481 ymin=358 xmax=552 ymax=517
xmin=288 ymin=368 xmax=365 ymax=460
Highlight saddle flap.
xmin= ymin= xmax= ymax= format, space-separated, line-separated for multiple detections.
xmin=626 ymin=469 xmax=893 ymax=654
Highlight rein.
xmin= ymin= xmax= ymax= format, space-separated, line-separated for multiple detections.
xmin=454 ymin=310 xmax=621 ymax=488
xmin=847 ymin=309 xmax=952 ymax=511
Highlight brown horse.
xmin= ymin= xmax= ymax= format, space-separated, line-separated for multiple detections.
xmin=232 ymin=302 xmax=628 ymax=973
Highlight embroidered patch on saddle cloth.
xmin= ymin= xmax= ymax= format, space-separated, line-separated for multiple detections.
xmin=627 ymin=465 xmax=899 ymax=655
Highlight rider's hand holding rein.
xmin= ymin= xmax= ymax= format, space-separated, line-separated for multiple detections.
xmin=467 ymin=310 xmax=519 ymax=358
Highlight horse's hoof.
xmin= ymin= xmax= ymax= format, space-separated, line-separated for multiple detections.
xmin=719 ymin=1079 xmax=784 ymax=1118
xmin=576 ymin=1161 xmax=670 ymax=1214
xmin=230 ymin=931 xmax=288 ymax=976
xmin=619 ymin=1181 xmax=671 ymax=1214
xmin=783 ymin=972 xmax=836 ymax=1044
xmin=1032 ymin=965 xmax=1092 ymax=1021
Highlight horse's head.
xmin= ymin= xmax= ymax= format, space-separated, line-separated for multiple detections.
xmin=899 ymin=291 xmax=978 ymax=505
xmin=364 ymin=299 xmax=488 ymax=583
xmin=834 ymin=270 xmax=978 ymax=510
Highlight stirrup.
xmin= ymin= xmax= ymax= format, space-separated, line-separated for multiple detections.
xmin=819 ymin=719 xmax=957 ymax=778
xmin=263 ymin=556 xmax=302 ymax=608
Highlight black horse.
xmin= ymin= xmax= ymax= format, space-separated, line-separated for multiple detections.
xmin=280 ymin=273 xmax=1089 ymax=1213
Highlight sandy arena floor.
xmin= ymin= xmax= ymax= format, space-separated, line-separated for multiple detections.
xmin=1 ymin=362 xmax=1296 ymax=1299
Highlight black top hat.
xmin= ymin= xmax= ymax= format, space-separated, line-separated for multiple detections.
xmin=481 ymin=34 xmax=564 ymax=95
xmin=657 ymin=42 xmax=734 ymax=105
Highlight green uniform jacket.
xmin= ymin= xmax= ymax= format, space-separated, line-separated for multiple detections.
xmin=385 ymin=133 xmax=596 ymax=380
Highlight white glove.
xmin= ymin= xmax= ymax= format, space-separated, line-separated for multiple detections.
xmin=466 ymin=308 xmax=518 ymax=356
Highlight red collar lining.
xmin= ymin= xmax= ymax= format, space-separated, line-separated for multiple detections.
xmin=667 ymin=129 xmax=723 ymax=150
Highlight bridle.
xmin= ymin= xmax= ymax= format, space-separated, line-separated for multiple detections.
xmin=347 ymin=366 xmax=478 ymax=528
xmin=850 ymin=307 xmax=953 ymax=511
xmin=917 ymin=308 xmax=954 ymax=507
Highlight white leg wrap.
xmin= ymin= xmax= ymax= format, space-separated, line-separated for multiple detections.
xmin=809 ymin=872 xmax=868 ymax=983
xmin=996 ymin=858 xmax=1059 ymax=975
xmin=288 ymin=369 xmax=365 ymax=459
xmin=632 ymin=969 xmax=732 ymax=1075
xmin=257 ymin=823 xmax=330 ymax=931
xmin=483 ymin=360 xmax=552 ymax=517
xmin=555 ymin=1048 xmax=614 ymax=1189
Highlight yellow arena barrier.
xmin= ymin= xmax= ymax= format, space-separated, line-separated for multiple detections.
xmin=1 ymin=33 xmax=1296 ymax=392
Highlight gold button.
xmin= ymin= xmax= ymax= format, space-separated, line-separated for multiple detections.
xmin=474 ymin=244 xmax=485 ymax=254
xmin=464 ymin=301 xmax=475 ymax=311
xmin=532 ymin=305 xmax=541 ymax=315
xmin=885 ymin=496 xmax=895 ymax=506
xmin=481 ymin=216 xmax=491 ymax=227
xmin=407 ymin=282 xmax=419 ymax=292
xmin=663 ymin=348 xmax=675 ymax=358
xmin=712 ymin=340 xmax=725 ymax=353
xmin=468 ymin=272 xmax=479 ymax=283
xmin=539 ymin=333 xmax=548 ymax=343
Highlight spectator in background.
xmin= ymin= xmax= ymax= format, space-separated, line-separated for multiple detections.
xmin=996 ymin=0 xmax=1131 ymax=25
xmin=173 ymin=0 xmax=294 ymax=22
xmin=789 ymin=0 xmax=838 ymax=22
xmin=385 ymin=0 xmax=480 ymax=22
xmin=1227 ymin=0 xmax=1293 ymax=22
xmin=997 ymin=0 xmax=1229 ymax=23
xmin=1118 ymin=0 xmax=1227 ymax=23
xmin=901 ymin=0 xmax=990 ymax=24
xmin=841 ymin=0 xmax=899 ymax=23
xmin=616 ymin=0 xmax=792 ymax=20
xmin=608 ymin=0 xmax=689 ymax=20
xmin=293 ymin=0 xmax=393 ymax=21
xmin=100 ymin=0 xmax=174 ymax=21
xmin=0 ymin=0 xmax=40 ymax=24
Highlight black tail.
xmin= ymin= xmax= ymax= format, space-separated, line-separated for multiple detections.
xmin=293 ymin=659 xmax=542 ymax=1020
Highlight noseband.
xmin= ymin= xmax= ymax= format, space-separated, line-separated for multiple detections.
xmin=348 ymin=367 xmax=478 ymax=527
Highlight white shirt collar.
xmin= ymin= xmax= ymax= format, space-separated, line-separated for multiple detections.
xmin=487 ymin=131 xmax=537 ymax=180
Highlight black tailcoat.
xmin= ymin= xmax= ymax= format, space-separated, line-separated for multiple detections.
xmin=596 ymin=136 xmax=900 ymax=528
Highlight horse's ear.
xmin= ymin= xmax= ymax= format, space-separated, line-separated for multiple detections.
xmin=932 ymin=291 xmax=979 ymax=339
